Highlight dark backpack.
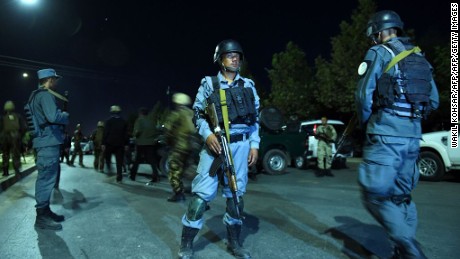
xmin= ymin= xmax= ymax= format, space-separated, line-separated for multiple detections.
xmin=377 ymin=40 xmax=433 ymax=118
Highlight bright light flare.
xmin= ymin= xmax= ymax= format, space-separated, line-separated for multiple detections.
xmin=22 ymin=73 xmax=29 ymax=78
xmin=20 ymin=0 xmax=38 ymax=5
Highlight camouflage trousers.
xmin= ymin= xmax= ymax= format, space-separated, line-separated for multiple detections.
xmin=317 ymin=141 xmax=333 ymax=170
xmin=168 ymin=150 xmax=189 ymax=193
xmin=2 ymin=135 xmax=22 ymax=174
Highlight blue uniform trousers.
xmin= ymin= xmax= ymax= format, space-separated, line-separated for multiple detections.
xmin=182 ymin=139 xmax=250 ymax=229
xmin=35 ymin=145 xmax=60 ymax=209
xmin=359 ymin=135 xmax=425 ymax=258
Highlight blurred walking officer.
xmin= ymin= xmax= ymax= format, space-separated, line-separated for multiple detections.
xmin=102 ymin=105 xmax=129 ymax=183
xmin=29 ymin=68 xmax=69 ymax=230
xmin=129 ymin=107 xmax=159 ymax=183
xmin=1 ymin=100 xmax=26 ymax=177
xmin=355 ymin=10 xmax=439 ymax=258
xmin=164 ymin=93 xmax=196 ymax=202
xmin=178 ymin=39 xmax=260 ymax=259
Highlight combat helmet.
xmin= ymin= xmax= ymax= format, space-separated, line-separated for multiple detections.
xmin=110 ymin=105 xmax=121 ymax=113
xmin=366 ymin=10 xmax=404 ymax=37
xmin=213 ymin=39 xmax=244 ymax=64
xmin=4 ymin=100 xmax=15 ymax=111
xmin=172 ymin=93 xmax=191 ymax=106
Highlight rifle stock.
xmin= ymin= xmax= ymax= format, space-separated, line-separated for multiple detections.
xmin=205 ymin=103 xmax=242 ymax=219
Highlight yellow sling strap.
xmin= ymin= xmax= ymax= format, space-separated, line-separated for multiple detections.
xmin=219 ymin=89 xmax=231 ymax=143
xmin=384 ymin=46 xmax=421 ymax=73
xmin=219 ymin=88 xmax=235 ymax=164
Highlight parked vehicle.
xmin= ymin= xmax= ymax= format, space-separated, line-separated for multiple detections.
xmin=418 ymin=129 xmax=460 ymax=181
xmin=70 ymin=137 xmax=94 ymax=155
xmin=256 ymin=107 xmax=308 ymax=175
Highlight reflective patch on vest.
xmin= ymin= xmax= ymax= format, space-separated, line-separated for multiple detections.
xmin=358 ymin=62 xmax=368 ymax=76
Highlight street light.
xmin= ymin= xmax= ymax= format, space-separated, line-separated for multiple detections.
xmin=22 ymin=72 xmax=29 ymax=78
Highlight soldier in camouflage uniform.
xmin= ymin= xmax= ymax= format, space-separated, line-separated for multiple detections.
xmin=315 ymin=116 xmax=337 ymax=177
xmin=90 ymin=121 xmax=105 ymax=171
xmin=164 ymin=93 xmax=196 ymax=202
xmin=1 ymin=100 xmax=26 ymax=177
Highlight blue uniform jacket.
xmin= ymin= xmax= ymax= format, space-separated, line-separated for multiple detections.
xmin=355 ymin=37 xmax=439 ymax=138
xmin=193 ymin=71 xmax=261 ymax=149
xmin=32 ymin=89 xmax=69 ymax=148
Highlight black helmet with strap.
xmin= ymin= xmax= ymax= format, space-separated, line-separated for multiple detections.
xmin=213 ymin=39 xmax=244 ymax=64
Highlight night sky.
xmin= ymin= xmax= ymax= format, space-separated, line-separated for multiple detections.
xmin=0 ymin=0 xmax=450 ymax=135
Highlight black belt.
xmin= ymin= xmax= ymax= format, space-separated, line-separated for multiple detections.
xmin=229 ymin=133 xmax=249 ymax=143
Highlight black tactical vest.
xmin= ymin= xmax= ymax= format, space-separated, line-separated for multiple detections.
xmin=375 ymin=39 xmax=433 ymax=118
xmin=206 ymin=77 xmax=257 ymax=125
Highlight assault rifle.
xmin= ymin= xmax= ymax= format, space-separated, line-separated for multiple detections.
xmin=332 ymin=113 xmax=357 ymax=161
xmin=205 ymin=102 xmax=241 ymax=219
xmin=314 ymin=132 xmax=334 ymax=144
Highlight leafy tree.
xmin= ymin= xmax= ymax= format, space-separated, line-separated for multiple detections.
xmin=426 ymin=45 xmax=451 ymax=125
xmin=313 ymin=0 xmax=376 ymax=116
xmin=265 ymin=41 xmax=314 ymax=118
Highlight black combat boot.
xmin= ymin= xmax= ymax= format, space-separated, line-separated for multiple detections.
xmin=315 ymin=169 xmax=325 ymax=177
xmin=167 ymin=191 xmax=186 ymax=202
xmin=45 ymin=206 xmax=65 ymax=222
xmin=2 ymin=167 xmax=9 ymax=176
xmin=227 ymin=224 xmax=251 ymax=259
xmin=34 ymin=208 xmax=63 ymax=230
xmin=178 ymin=226 xmax=199 ymax=259
xmin=324 ymin=169 xmax=335 ymax=177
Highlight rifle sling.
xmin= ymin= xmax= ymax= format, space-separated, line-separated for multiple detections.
xmin=219 ymin=89 xmax=230 ymax=141
xmin=384 ymin=46 xmax=421 ymax=73
xmin=219 ymin=89 xmax=234 ymax=164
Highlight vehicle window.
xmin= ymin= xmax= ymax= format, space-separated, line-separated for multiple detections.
xmin=301 ymin=125 xmax=315 ymax=135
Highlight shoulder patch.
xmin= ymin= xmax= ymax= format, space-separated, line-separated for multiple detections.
xmin=357 ymin=62 xmax=368 ymax=76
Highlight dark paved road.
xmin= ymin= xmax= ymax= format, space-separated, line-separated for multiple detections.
xmin=0 ymin=156 xmax=459 ymax=259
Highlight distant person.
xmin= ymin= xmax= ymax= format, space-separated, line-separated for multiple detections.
xmin=90 ymin=121 xmax=105 ymax=171
xmin=29 ymin=68 xmax=69 ymax=230
xmin=70 ymin=123 xmax=85 ymax=167
xmin=1 ymin=100 xmax=27 ymax=177
xmin=314 ymin=116 xmax=337 ymax=177
xmin=129 ymin=107 xmax=159 ymax=183
xmin=102 ymin=105 xmax=129 ymax=183
xmin=178 ymin=39 xmax=260 ymax=259
xmin=355 ymin=10 xmax=439 ymax=258
xmin=60 ymin=131 xmax=71 ymax=165
xmin=164 ymin=93 xmax=196 ymax=202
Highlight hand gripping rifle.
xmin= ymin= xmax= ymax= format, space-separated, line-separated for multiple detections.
xmin=333 ymin=113 xmax=357 ymax=161
xmin=206 ymin=103 xmax=242 ymax=219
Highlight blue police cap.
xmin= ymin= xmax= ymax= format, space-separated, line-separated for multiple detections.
xmin=37 ymin=68 xmax=62 ymax=80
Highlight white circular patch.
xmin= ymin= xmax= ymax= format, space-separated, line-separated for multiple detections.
xmin=357 ymin=62 xmax=368 ymax=76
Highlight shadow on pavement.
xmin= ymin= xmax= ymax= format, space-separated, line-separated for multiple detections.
xmin=36 ymin=228 xmax=74 ymax=259
xmin=325 ymin=216 xmax=392 ymax=259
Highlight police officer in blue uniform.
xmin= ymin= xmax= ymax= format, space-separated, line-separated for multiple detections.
xmin=355 ymin=10 xmax=439 ymax=258
xmin=30 ymin=68 xmax=69 ymax=230
xmin=178 ymin=39 xmax=260 ymax=259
